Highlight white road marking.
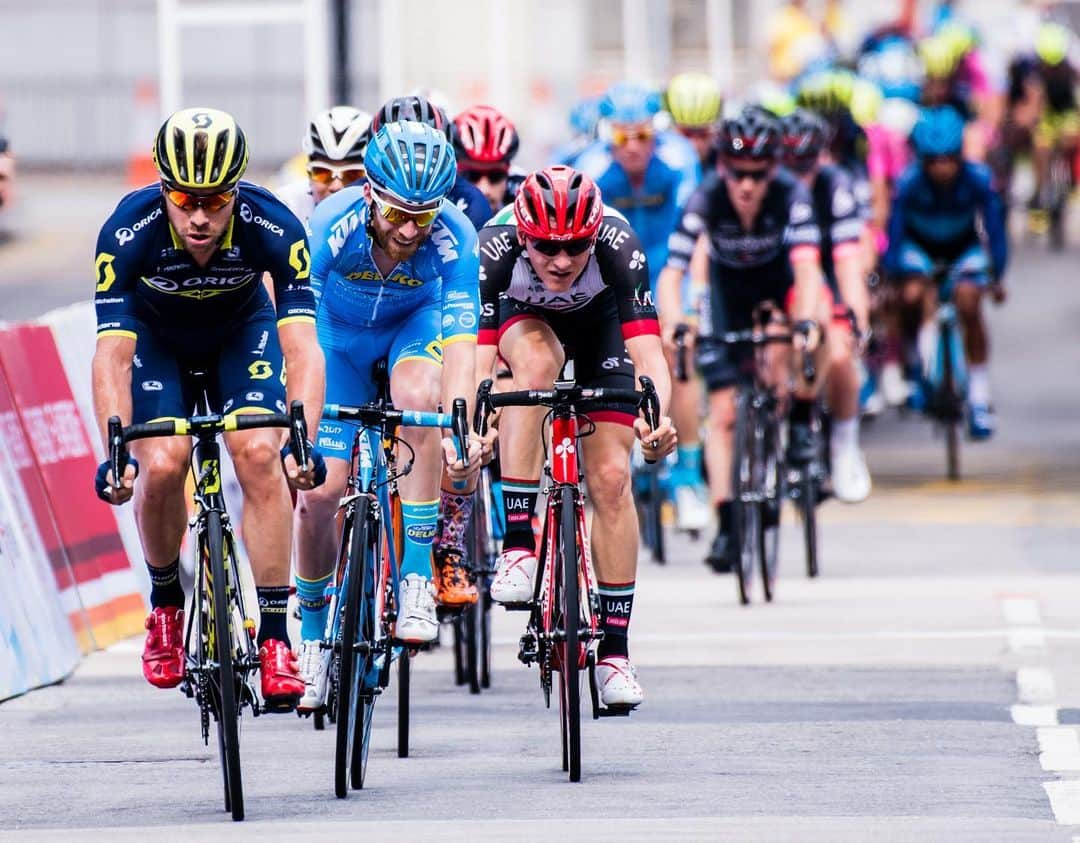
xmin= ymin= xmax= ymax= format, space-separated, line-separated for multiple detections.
xmin=1044 ymin=781 xmax=1080 ymax=825
xmin=1017 ymin=667 xmax=1057 ymax=704
xmin=1008 ymin=626 xmax=1047 ymax=652
xmin=1001 ymin=597 xmax=1042 ymax=627
xmin=1038 ymin=727 xmax=1080 ymax=772
xmin=1011 ymin=705 xmax=1059 ymax=726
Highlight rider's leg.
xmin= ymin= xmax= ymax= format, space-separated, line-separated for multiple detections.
xmin=131 ymin=435 xmax=190 ymax=606
xmin=954 ymin=278 xmax=989 ymax=398
xmin=295 ymin=458 xmax=350 ymax=640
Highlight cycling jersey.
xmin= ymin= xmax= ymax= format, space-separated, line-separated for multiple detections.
xmin=94 ymin=182 xmax=315 ymax=344
xmin=884 ymin=160 xmax=1008 ymax=281
xmin=307 ymin=185 xmax=480 ymax=455
xmin=574 ymin=131 xmax=701 ymax=289
xmin=275 ymin=178 xmax=316 ymax=228
xmin=477 ymin=204 xmax=658 ymax=424
xmin=449 ymin=177 xmax=492 ymax=232
xmin=807 ymin=163 xmax=864 ymax=292
xmin=1009 ymin=55 xmax=1078 ymax=113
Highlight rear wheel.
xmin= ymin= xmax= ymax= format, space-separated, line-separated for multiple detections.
xmin=558 ymin=485 xmax=582 ymax=782
xmin=207 ymin=512 xmax=244 ymax=821
xmin=731 ymin=389 xmax=757 ymax=605
xmin=940 ymin=323 xmax=962 ymax=482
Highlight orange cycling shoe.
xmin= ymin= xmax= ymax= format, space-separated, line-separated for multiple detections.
xmin=434 ymin=547 xmax=478 ymax=607
xmin=259 ymin=639 xmax=304 ymax=711
xmin=142 ymin=606 xmax=186 ymax=689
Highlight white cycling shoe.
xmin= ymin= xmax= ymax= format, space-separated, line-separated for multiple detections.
xmin=674 ymin=484 xmax=711 ymax=532
xmin=832 ymin=445 xmax=872 ymax=503
xmin=296 ymin=639 xmax=331 ymax=712
xmin=595 ymin=656 xmax=644 ymax=707
xmin=395 ymin=574 xmax=438 ymax=643
xmin=490 ymin=548 xmax=538 ymax=604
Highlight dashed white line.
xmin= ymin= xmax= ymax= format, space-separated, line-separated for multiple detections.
xmin=1001 ymin=597 xmax=1042 ymax=627
xmin=1044 ymin=781 xmax=1080 ymax=825
xmin=1008 ymin=626 xmax=1047 ymax=653
xmin=1017 ymin=667 xmax=1057 ymax=704
xmin=1038 ymin=727 xmax=1080 ymax=772
xmin=1011 ymin=704 xmax=1059 ymax=726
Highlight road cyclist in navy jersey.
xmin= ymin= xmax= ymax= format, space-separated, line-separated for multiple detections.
xmin=91 ymin=107 xmax=327 ymax=710
xmin=575 ymin=81 xmax=708 ymax=534
xmin=452 ymin=104 xmax=525 ymax=215
xmin=275 ymin=106 xmax=372 ymax=227
xmin=476 ymin=165 xmax=677 ymax=707
xmin=365 ymin=95 xmax=492 ymax=234
xmin=779 ymin=108 xmax=871 ymax=502
xmin=657 ymin=108 xmax=833 ymax=573
xmin=292 ymin=120 xmax=485 ymax=712
xmin=884 ymin=105 xmax=1008 ymax=440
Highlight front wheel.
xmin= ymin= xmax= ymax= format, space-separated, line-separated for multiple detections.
xmin=759 ymin=416 xmax=783 ymax=602
xmin=731 ymin=389 xmax=758 ymax=605
xmin=558 ymin=485 xmax=582 ymax=782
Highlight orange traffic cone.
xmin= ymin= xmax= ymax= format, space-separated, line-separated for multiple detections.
xmin=127 ymin=80 xmax=160 ymax=187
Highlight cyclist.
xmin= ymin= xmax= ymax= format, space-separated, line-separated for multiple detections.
xmin=477 ymin=165 xmax=676 ymax=707
xmin=575 ymin=81 xmax=707 ymax=532
xmin=294 ymin=121 xmax=483 ymax=710
xmin=275 ymin=106 xmax=371 ymax=226
xmin=780 ymin=109 xmax=871 ymax=502
xmin=884 ymin=105 xmax=1007 ymax=439
xmin=552 ymin=95 xmax=603 ymax=166
xmin=664 ymin=72 xmax=723 ymax=167
xmin=452 ymin=104 xmax=524 ymax=214
xmin=367 ymin=95 xmax=492 ymax=232
xmin=92 ymin=107 xmax=327 ymax=710
xmin=656 ymin=109 xmax=830 ymax=572
xmin=1006 ymin=21 xmax=1079 ymax=220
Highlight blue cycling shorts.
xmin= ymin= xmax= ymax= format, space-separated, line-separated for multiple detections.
xmin=316 ymin=302 xmax=443 ymax=458
xmin=131 ymin=304 xmax=287 ymax=423
xmin=895 ymin=240 xmax=990 ymax=297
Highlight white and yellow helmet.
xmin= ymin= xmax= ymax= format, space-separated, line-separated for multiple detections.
xmin=153 ymin=107 xmax=248 ymax=190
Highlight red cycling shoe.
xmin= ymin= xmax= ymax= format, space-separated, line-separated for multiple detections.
xmin=259 ymin=639 xmax=304 ymax=711
xmin=142 ymin=606 xmax=186 ymax=689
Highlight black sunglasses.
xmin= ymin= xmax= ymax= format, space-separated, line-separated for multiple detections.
xmin=463 ymin=168 xmax=509 ymax=185
xmin=725 ymin=165 xmax=772 ymax=183
xmin=530 ymin=237 xmax=593 ymax=257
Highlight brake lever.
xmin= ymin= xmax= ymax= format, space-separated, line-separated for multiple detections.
xmin=638 ymin=375 xmax=661 ymax=465
xmin=474 ymin=378 xmax=494 ymax=437
xmin=108 ymin=415 xmax=127 ymax=491
xmin=450 ymin=397 xmax=469 ymax=490
xmin=289 ymin=400 xmax=310 ymax=470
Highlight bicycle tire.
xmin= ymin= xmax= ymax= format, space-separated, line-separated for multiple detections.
xmin=558 ymin=485 xmax=582 ymax=782
xmin=800 ymin=470 xmax=818 ymax=578
xmin=760 ymin=415 xmax=783 ymax=602
xmin=940 ymin=324 xmax=961 ymax=482
xmin=480 ymin=586 xmax=493 ymax=689
xmin=350 ymin=506 xmax=379 ymax=791
xmin=731 ymin=389 xmax=756 ymax=605
xmin=334 ymin=497 xmax=369 ymax=799
xmin=647 ymin=466 xmax=665 ymax=564
xmin=397 ymin=650 xmax=410 ymax=758
xmin=207 ymin=511 xmax=244 ymax=821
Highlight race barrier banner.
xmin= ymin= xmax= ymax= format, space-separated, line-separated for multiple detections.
xmin=0 ymin=322 xmax=145 ymax=660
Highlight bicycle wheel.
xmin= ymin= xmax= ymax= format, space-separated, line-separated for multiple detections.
xmin=799 ymin=469 xmax=818 ymax=578
xmin=940 ymin=324 xmax=961 ymax=482
xmin=759 ymin=414 xmax=783 ymax=602
xmin=206 ymin=511 xmax=244 ymax=821
xmin=350 ymin=506 xmax=379 ymax=791
xmin=557 ymin=485 xmax=582 ymax=782
xmin=731 ymin=389 xmax=757 ymax=605
xmin=397 ymin=650 xmax=410 ymax=758
xmin=334 ymin=497 xmax=369 ymax=799
xmin=646 ymin=465 xmax=665 ymax=564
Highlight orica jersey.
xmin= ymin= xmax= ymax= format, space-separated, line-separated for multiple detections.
xmin=307 ymin=186 xmax=480 ymax=344
xmin=93 ymin=182 xmax=316 ymax=343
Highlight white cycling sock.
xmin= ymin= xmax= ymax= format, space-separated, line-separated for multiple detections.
xmin=968 ymin=365 xmax=992 ymax=406
xmin=831 ymin=416 xmax=859 ymax=455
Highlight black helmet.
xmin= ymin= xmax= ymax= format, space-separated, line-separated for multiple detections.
xmin=779 ymin=108 xmax=831 ymax=170
xmin=369 ymin=95 xmax=450 ymax=134
xmin=718 ymin=108 xmax=781 ymax=161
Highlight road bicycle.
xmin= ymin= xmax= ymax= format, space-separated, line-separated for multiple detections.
xmin=475 ymin=368 xmax=659 ymax=782
xmin=108 ymin=390 xmax=311 ymax=822
xmin=923 ymin=262 xmax=969 ymax=482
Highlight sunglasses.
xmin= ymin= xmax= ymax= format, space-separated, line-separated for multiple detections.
xmin=680 ymin=126 xmax=715 ymax=140
xmin=724 ymin=164 xmax=772 ymax=183
xmin=924 ymin=154 xmax=960 ymax=165
xmin=163 ymin=187 xmax=236 ymax=213
xmin=461 ymin=168 xmax=508 ymax=185
xmin=370 ymin=190 xmax=441 ymax=228
xmin=529 ymin=237 xmax=593 ymax=257
xmin=783 ymin=154 xmax=818 ymax=174
xmin=308 ymin=163 xmax=366 ymax=186
xmin=611 ymin=126 xmax=655 ymax=146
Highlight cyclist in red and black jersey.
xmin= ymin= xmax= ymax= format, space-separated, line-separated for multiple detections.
xmin=476 ymin=166 xmax=676 ymax=708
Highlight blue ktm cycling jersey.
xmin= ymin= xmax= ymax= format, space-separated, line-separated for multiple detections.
xmin=93 ymin=182 xmax=316 ymax=343
xmin=574 ymin=130 xmax=701 ymax=288
xmin=884 ymin=160 xmax=1007 ymax=279
xmin=307 ymin=185 xmax=480 ymax=346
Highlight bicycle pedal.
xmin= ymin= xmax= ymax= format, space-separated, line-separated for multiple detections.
xmin=391 ymin=637 xmax=433 ymax=653
xmin=262 ymin=696 xmax=300 ymax=714
xmin=435 ymin=604 xmax=468 ymax=621
xmin=499 ymin=600 xmax=533 ymax=612
xmin=596 ymin=704 xmax=636 ymax=718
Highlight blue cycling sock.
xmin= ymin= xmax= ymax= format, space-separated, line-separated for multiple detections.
xmin=400 ymin=499 xmax=439 ymax=579
xmin=295 ymin=571 xmax=332 ymax=643
xmin=674 ymin=444 xmax=703 ymax=486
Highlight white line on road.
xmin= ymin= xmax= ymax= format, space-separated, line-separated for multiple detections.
xmin=1011 ymin=704 xmax=1059 ymax=726
xmin=1044 ymin=781 xmax=1080 ymax=825
xmin=1008 ymin=626 xmax=1048 ymax=652
xmin=1018 ymin=667 xmax=1057 ymax=704
xmin=1001 ymin=597 xmax=1042 ymax=627
xmin=1038 ymin=727 xmax=1080 ymax=771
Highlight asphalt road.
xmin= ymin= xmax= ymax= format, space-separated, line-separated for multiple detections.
xmin=2 ymin=178 xmax=1080 ymax=841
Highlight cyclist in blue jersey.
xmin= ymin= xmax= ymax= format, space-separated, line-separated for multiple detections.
xmin=276 ymin=106 xmax=371 ymax=226
xmin=294 ymin=121 xmax=484 ymax=710
xmin=884 ymin=106 xmax=1007 ymax=439
xmin=575 ymin=82 xmax=708 ymax=532
xmin=366 ymin=95 xmax=492 ymax=233
xmin=551 ymin=95 xmax=603 ymax=166
xmin=91 ymin=108 xmax=327 ymax=710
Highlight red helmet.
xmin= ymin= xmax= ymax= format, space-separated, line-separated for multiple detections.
xmin=452 ymin=105 xmax=520 ymax=171
xmin=514 ymin=166 xmax=604 ymax=241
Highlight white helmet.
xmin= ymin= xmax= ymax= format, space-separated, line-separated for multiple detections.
xmin=303 ymin=106 xmax=372 ymax=163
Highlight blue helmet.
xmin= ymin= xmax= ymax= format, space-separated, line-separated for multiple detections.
xmin=363 ymin=120 xmax=457 ymax=205
xmin=909 ymin=106 xmax=965 ymax=158
xmin=569 ymin=95 xmax=603 ymax=137
xmin=598 ymin=82 xmax=662 ymax=124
